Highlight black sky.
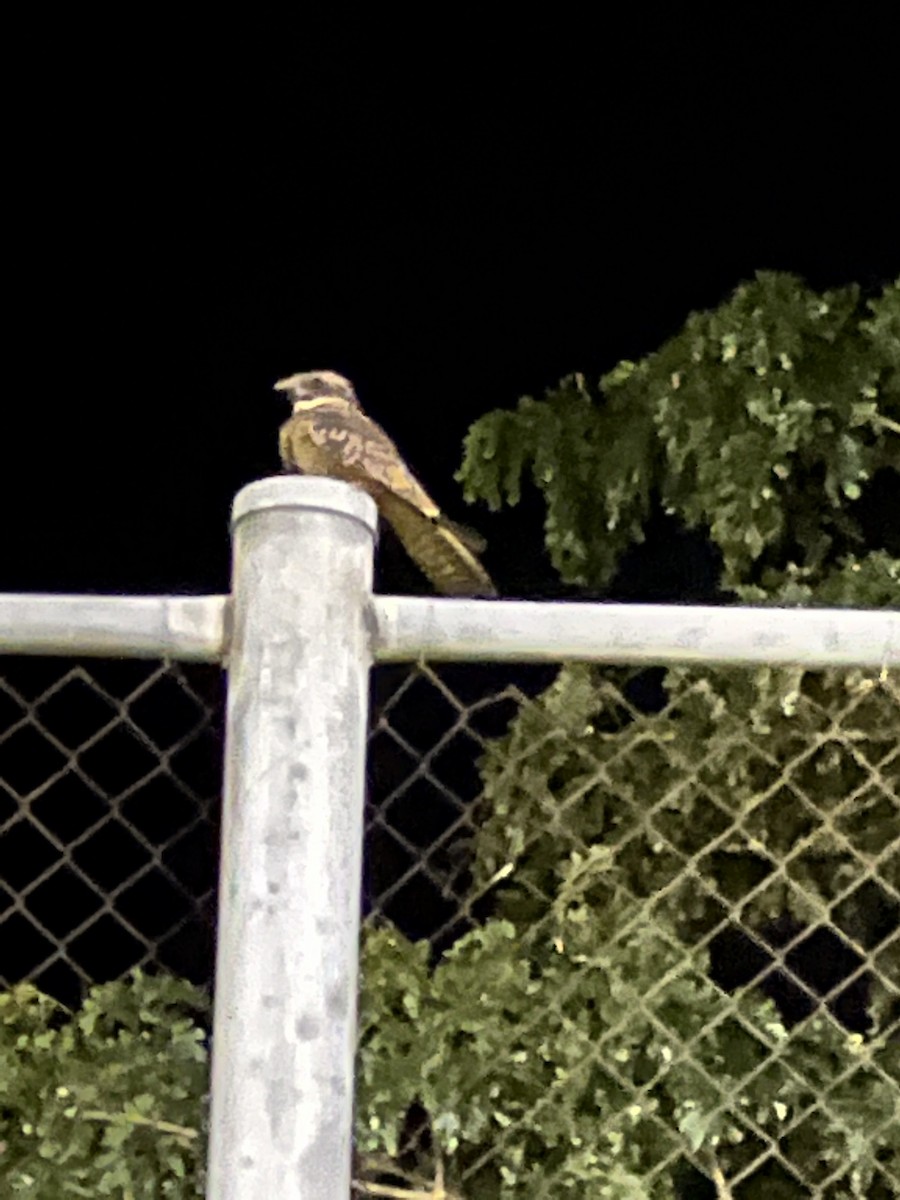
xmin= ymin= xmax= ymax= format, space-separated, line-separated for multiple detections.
xmin=4 ymin=47 xmax=897 ymax=601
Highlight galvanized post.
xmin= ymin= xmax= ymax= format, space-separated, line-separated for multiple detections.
xmin=208 ymin=476 xmax=377 ymax=1200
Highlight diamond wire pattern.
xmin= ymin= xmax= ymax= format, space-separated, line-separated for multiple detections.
xmin=0 ymin=658 xmax=224 ymax=1004
xmin=363 ymin=664 xmax=900 ymax=1199
xmin=1 ymin=655 xmax=898 ymax=1195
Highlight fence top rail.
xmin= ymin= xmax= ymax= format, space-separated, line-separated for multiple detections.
xmin=0 ymin=591 xmax=896 ymax=670
xmin=371 ymin=595 xmax=900 ymax=669
xmin=0 ymin=594 xmax=228 ymax=662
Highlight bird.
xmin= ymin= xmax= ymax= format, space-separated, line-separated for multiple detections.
xmin=274 ymin=370 xmax=496 ymax=596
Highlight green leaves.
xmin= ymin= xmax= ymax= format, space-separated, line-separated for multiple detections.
xmin=0 ymin=972 xmax=208 ymax=1197
xmin=358 ymin=271 xmax=900 ymax=1196
xmin=357 ymin=677 xmax=900 ymax=1194
xmin=458 ymin=273 xmax=899 ymax=595
xmin=458 ymin=377 xmax=657 ymax=587
xmin=357 ymin=873 xmax=900 ymax=1195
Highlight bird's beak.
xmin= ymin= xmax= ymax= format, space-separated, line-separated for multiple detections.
xmin=273 ymin=376 xmax=295 ymax=392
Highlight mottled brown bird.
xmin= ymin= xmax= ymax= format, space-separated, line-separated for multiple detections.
xmin=274 ymin=370 xmax=496 ymax=596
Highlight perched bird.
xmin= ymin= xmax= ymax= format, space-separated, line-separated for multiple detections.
xmin=274 ymin=370 xmax=496 ymax=596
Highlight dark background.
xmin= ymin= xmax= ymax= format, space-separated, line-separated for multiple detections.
xmin=3 ymin=43 xmax=897 ymax=603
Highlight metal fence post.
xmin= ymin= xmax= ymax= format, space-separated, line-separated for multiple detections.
xmin=207 ymin=476 xmax=377 ymax=1200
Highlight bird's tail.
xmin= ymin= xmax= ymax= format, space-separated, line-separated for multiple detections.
xmin=378 ymin=493 xmax=497 ymax=597
xmin=436 ymin=515 xmax=488 ymax=555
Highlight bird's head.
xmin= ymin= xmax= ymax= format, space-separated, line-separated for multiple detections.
xmin=273 ymin=370 xmax=359 ymax=409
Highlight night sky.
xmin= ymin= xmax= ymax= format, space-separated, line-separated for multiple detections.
xmin=4 ymin=53 xmax=897 ymax=604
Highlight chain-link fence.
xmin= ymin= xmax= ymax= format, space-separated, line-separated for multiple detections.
xmin=0 ymin=657 xmax=224 ymax=1005
xmin=2 ymin=649 xmax=898 ymax=1197
xmin=358 ymin=660 xmax=900 ymax=1200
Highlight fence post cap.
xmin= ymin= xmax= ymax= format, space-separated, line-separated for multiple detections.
xmin=231 ymin=475 xmax=378 ymax=534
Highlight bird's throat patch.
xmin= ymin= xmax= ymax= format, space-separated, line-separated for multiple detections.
xmin=292 ymin=396 xmax=341 ymax=413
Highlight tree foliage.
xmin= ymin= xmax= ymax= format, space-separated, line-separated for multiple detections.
xmin=357 ymin=273 xmax=900 ymax=1197
xmin=457 ymin=272 xmax=899 ymax=599
xmin=358 ymin=875 xmax=899 ymax=1198
xmin=0 ymin=971 xmax=208 ymax=1197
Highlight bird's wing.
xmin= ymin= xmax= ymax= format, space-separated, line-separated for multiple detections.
xmin=281 ymin=402 xmax=441 ymax=517
xmin=377 ymin=491 xmax=497 ymax=596
xmin=281 ymin=401 xmax=496 ymax=596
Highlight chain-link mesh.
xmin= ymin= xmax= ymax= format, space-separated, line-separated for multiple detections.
xmin=0 ymin=657 xmax=224 ymax=1006
xmin=2 ymin=654 xmax=898 ymax=1196
xmin=359 ymin=661 xmax=900 ymax=1200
